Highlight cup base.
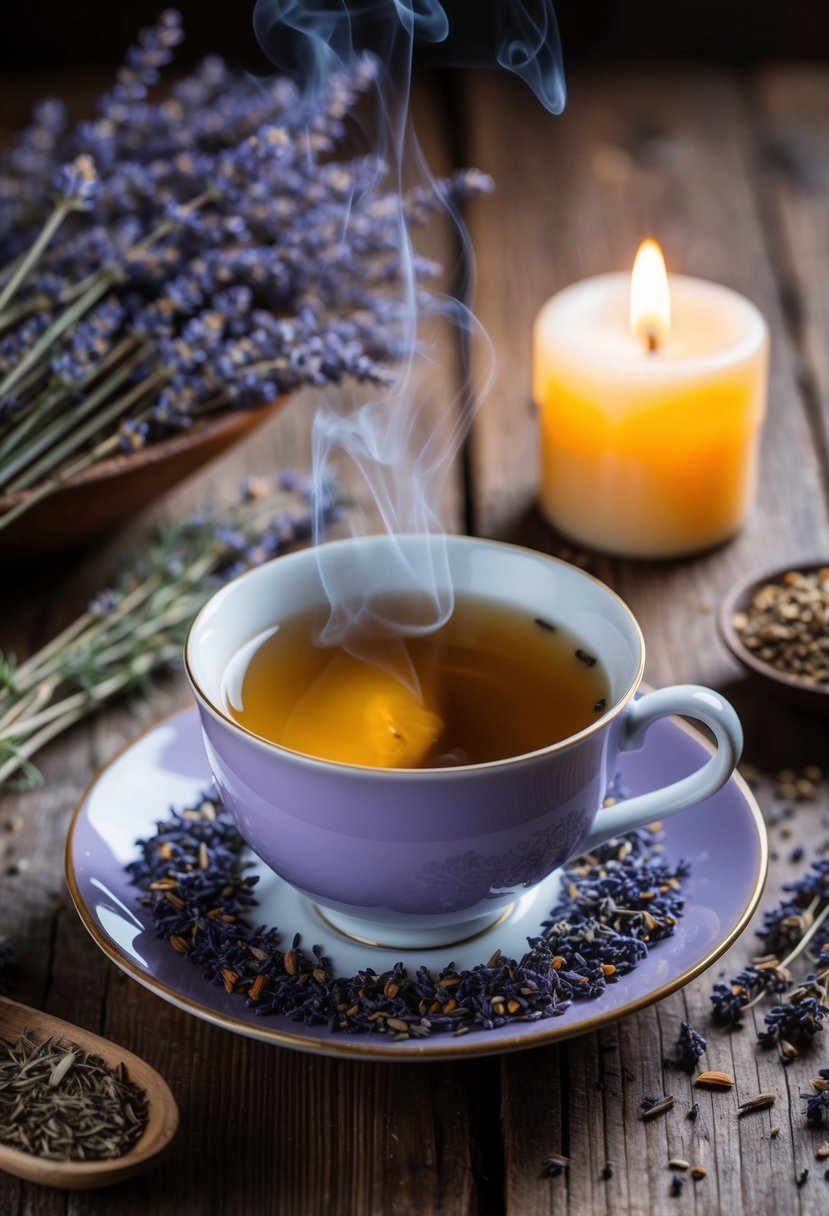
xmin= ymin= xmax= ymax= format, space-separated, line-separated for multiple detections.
xmin=310 ymin=900 xmax=521 ymax=951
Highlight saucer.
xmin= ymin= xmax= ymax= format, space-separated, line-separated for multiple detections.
xmin=66 ymin=706 xmax=767 ymax=1061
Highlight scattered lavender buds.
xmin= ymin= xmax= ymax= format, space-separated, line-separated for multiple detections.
xmin=0 ymin=10 xmax=493 ymax=527
xmin=127 ymin=791 xmax=690 ymax=1040
xmin=803 ymin=1070 xmax=829 ymax=1123
xmin=674 ymin=1020 xmax=707 ymax=1072
xmin=640 ymin=1095 xmax=674 ymax=1121
xmin=710 ymin=851 xmax=829 ymax=1054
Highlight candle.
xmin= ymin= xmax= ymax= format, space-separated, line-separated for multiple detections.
xmin=532 ymin=241 xmax=769 ymax=558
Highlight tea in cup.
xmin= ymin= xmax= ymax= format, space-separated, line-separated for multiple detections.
xmin=186 ymin=535 xmax=742 ymax=948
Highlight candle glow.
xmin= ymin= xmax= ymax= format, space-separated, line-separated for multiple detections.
xmin=630 ymin=239 xmax=671 ymax=352
xmin=532 ymin=252 xmax=769 ymax=558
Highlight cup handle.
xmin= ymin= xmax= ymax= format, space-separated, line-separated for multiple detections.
xmin=579 ymin=685 xmax=743 ymax=854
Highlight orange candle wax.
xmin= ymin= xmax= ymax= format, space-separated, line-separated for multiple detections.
xmin=532 ymin=243 xmax=769 ymax=558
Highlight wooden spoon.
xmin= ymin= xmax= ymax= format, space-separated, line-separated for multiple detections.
xmin=0 ymin=995 xmax=179 ymax=1190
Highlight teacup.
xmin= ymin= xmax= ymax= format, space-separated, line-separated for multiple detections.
xmin=185 ymin=535 xmax=742 ymax=949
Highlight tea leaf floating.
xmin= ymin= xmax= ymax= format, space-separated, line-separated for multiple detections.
xmin=281 ymin=657 xmax=443 ymax=768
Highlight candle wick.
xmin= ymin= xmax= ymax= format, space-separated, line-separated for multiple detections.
xmin=645 ymin=326 xmax=659 ymax=354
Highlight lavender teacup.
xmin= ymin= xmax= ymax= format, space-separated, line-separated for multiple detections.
xmin=185 ymin=535 xmax=742 ymax=949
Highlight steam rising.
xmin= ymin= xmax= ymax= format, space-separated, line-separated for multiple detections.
xmin=253 ymin=0 xmax=565 ymax=670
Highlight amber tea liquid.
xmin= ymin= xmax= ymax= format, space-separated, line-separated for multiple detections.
xmin=223 ymin=594 xmax=610 ymax=769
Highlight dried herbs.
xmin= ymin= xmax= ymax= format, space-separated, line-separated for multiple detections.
xmin=127 ymin=783 xmax=690 ymax=1040
xmin=673 ymin=1020 xmax=707 ymax=1071
xmin=710 ymin=852 xmax=829 ymax=1055
xmin=0 ymin=1033 xmax=147 ymax=1160
xmin=803 ymin=1071 xmax=829 ymax=1123
xmin=707 ymin=840 xmax=829 ymax=1128
xmin=640 ymin=1095 xmax=674 ymax=1121
xmin=0 ymin=12 xmax=493 ymax=532
xmin=731 ymin=568 xmax=829 ymax=685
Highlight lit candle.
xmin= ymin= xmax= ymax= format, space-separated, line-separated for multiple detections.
xmin=532 ymin=241 xmax=769 ymax=558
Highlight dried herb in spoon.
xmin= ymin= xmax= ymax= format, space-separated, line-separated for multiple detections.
xmin=0 ymin=1032 xmax=148 ymax=1160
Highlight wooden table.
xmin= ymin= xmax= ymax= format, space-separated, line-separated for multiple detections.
xmin=3 ymin=64 xmax=829 ymax=1214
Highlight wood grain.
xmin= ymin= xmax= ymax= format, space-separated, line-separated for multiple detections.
xmin=462 ymin=66 xmax=829 ymax=1216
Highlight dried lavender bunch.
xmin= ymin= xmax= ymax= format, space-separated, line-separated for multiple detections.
xmin=0 ymin=10 xmax=493 ymax=531
xmin=0 ymin=472 xmax=339 ymax=791
xmin=710 ymin=854 xmax=829 ymax=1056
xmin=127 ymin=791 xmax=690 ymax=1041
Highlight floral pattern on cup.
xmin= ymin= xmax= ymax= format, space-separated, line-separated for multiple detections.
xmin=404 ymin=807 xmax=590 ymax=913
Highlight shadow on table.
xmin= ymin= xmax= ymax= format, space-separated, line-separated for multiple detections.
xmin=715 ymin=676 xmax=828 ymax=775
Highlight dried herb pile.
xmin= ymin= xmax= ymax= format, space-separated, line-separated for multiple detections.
xmin=732 ymin=567 xmax=829 ymax=685
xmin=710 ymin=852 xmax=829 ymax=1059
xmin=127 ymin=784 xmax=689 ymax=1040
xmin=709 ymin=822 xmax=829 ymax=1126
xmin=0 ymin=1033 xmax=147 ymax=1160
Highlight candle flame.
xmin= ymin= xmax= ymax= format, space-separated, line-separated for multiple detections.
xmin=630 ymin=239 xmax=670 ymax=352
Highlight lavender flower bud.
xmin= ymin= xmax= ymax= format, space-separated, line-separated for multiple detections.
xmin=52 ymin=154 xmax=99 ymax=211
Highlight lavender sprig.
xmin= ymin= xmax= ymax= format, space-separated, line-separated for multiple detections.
xmin=710 ymin=854 xmax=829 ymax=1058
xmin=0 ymin=156 xmax=98 ymax=320
xmin=0 ymin=473 xmax=339 ymax=791
xmin=0 ymin=12 xmax=493 ymax=528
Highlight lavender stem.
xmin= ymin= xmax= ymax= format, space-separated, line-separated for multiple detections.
xmin=0 ymin=202 xmax=69 ymax=316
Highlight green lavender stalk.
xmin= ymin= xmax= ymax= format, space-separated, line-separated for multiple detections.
xmin=0 ymin=188 xmax=219 ymax=521
xmin=0 ymin=476 xmax=339 ymax=791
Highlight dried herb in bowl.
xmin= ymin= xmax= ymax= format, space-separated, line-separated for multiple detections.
xmin=718 ymin=563 xmax=829 ymax=715
xmin=0 ymin=10 xmax=492 ymax=533
xmin=730 ymin=568 xmax=829 ymax=686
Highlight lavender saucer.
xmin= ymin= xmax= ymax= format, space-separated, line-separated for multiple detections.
xmin=66 ymin=706 xmax=766 ymax=1061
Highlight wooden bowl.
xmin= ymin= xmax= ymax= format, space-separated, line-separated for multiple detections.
xmin=0 ymin=399 xmax=287 ymax=560
xmin=0 ymin=994 xmax=178 ymax=1189
xmin=718 ymin=560 xmax=829 ymax=715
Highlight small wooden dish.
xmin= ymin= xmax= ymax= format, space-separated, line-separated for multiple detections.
xmin=0 ymin=398 xmax=287 ymax=559
xmin=0 ymin=994 xmax=178 ymax=1190
xmin=718 ymin=560 xmax=829 ymax=715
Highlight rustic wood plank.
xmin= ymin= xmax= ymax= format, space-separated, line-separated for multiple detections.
xmin=461 ymin=66 xmax=829 ymax=1216
xmin=755 ymin=65 xmax=829 ymax=473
